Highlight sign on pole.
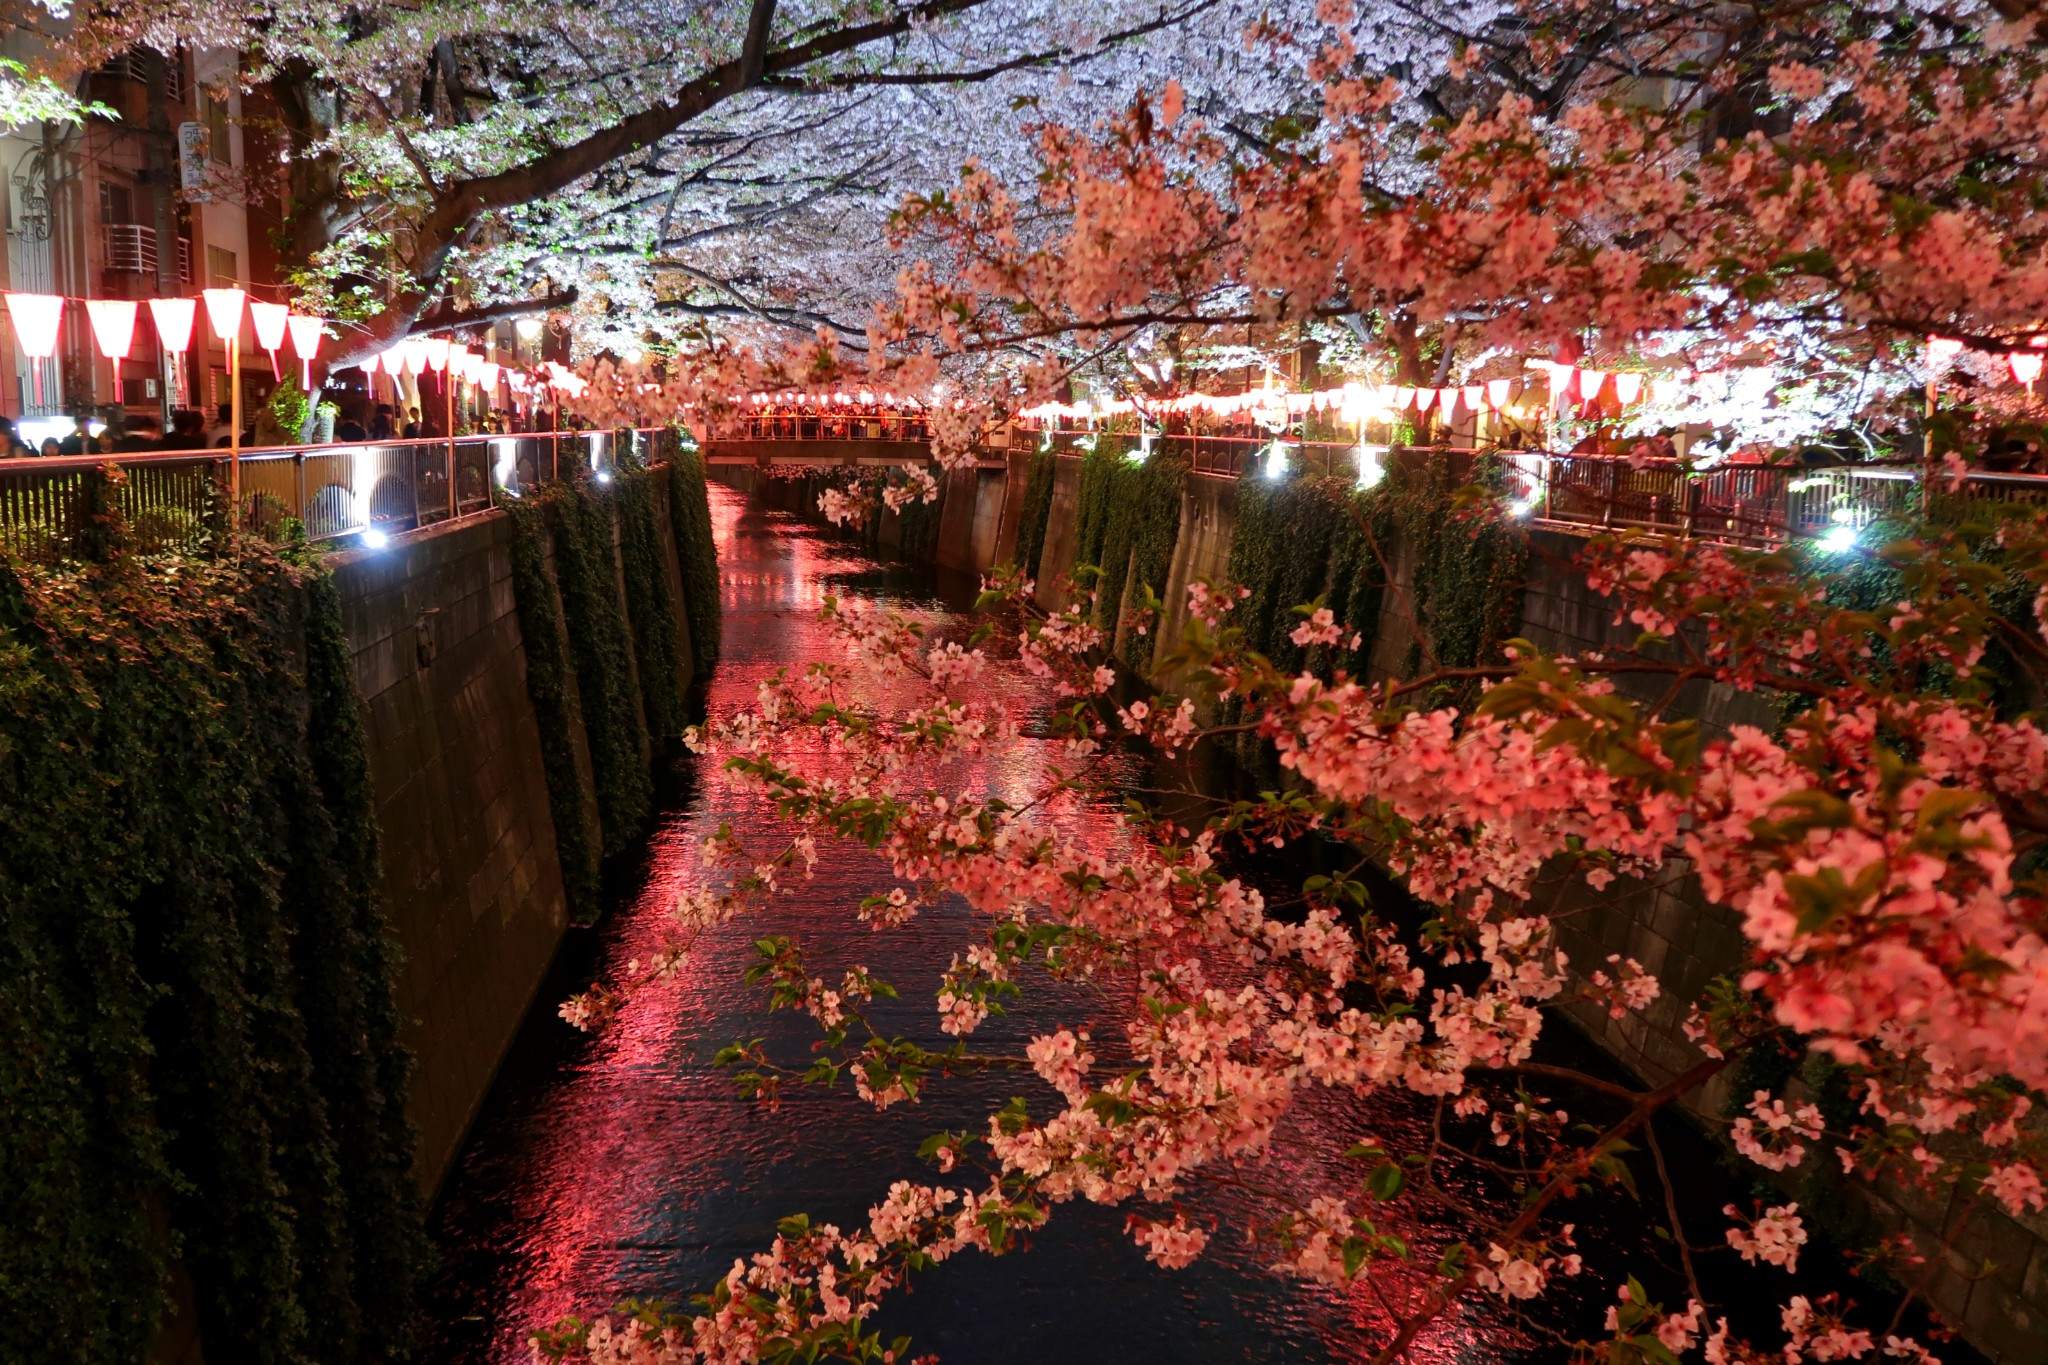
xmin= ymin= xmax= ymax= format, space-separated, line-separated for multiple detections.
xmin=177 ymin=122 xmax=210 ymax=202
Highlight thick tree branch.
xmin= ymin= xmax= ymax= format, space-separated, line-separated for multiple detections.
xmin=324 ymin=0 xmax=991 ymax=362
xmin=406 ymin=289 xmax=579 ymax=336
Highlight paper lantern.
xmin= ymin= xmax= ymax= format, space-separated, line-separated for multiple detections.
xmin=1578 ymin=368 xmax=1607 ymax=402
xmin=400 ymin=337 xmax=429 ymax=375
xmin=477 ymin=361 xmax=500 ymax=394
xmin=286 ymin=313 xmax=324 ymax=390
xmin=148 ymin=297 xmax=197 ymax=353
xmin=1414 ymin=388 xmax=1437 ymax=414
xmin=425 ymin=337 xmax=450 ymax=371
xmin=5 ymin=293 xmax=64 ymax=406
xmin=5 ymin=292 xmax=63 ymax=356
xmin=1461 ymin=384 xmax=1485 ymax=412
xmin=85 ymin=299 xmax=138 ymax=361
xmin=248 ymin=301 xmax=289 ymax=378
xmin=1486 ymin=378 xmax=1513 ymax=409
xmin=201 ymin=286 xmax=245 ymax=343
xmin=1393 ymin=386 xmax=1416 ymax=410
xmin=1611 ymin=372 xmax=1644 ymax=405
xmin=2012 ymin=352 xmax=2045 ymax=385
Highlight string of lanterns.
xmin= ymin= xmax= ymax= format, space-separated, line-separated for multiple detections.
xmin=1022 ymin=343 xmax=2048 ymax=427
xmin=743 ymin=390 xmax=927 ymax=407
xmin=3 ymin=288 xmax=327 ymax=407
xmin=1021 ymin=368 xmax=1690 ymax=425
xmin=1 ymin=288 xmax=584 ymax=414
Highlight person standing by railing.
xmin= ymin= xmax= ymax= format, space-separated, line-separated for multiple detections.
xmin=116 ymin=416 xmax=161 ymax=452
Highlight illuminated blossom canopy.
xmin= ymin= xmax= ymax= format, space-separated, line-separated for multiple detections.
xmin=537 ymin=6 xmax=2048 ymax=1364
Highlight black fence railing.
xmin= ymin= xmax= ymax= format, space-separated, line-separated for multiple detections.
xmin=1026 ymin=428 xmax=2048 ymax=549
xmin=0 ymin=427 xmax=676 ymax=561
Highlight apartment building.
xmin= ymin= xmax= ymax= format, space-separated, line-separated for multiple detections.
xmin=2 ymin=32 xmax=277 ymax=439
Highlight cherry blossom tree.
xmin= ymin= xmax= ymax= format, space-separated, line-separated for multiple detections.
xmin=24 ymin=0 xmax=1347 ymax=366
xmin=530 ymin=4 xmax=2048 ymax=1362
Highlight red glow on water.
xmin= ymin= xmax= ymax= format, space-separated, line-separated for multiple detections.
xmin=425 ymin=488 xmax=1514 ymax=1363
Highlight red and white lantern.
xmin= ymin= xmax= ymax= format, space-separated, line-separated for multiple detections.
xmin=4 ymin=292 xmax=64 ymax=406
xmin=249 ymin=301 xmax=289 ymax=379
xmin=285 ymin=313 xmax=324 ymax=390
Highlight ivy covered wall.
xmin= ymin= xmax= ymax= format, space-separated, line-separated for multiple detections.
xmin=1012 ymin=448 xmax=1057 ymax=582
xmin=664 ymin=445 xmax=723 ymax=676
xmin=0 ymin=544 xmax=428 ymax=1365
xmin=1225 ymin=452 xmax=1529 ymax=694
xmin=1064 ymin=444 xmax=1189 ymax=668
xmin=504 ymin=452 xmax=719 ymax=920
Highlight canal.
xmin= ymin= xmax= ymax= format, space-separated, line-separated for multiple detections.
xmin=418 ymin=484 xmax=1961 ymax=1364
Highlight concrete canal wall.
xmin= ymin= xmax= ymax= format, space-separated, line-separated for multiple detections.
xmin=329 ymin=466 xmax=704 ymax=1192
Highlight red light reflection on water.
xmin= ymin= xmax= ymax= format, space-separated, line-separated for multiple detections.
xmin=425 ymin=490 xmax=1513 ymax=1363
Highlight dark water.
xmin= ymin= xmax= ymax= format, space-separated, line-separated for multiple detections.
xmin=419 ymin=487 xmax=1964 ymax=1364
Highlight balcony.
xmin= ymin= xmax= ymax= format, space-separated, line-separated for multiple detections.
xmin=101 ymin=223 xmax=193 ymax=286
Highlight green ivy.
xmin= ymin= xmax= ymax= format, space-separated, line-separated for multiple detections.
xmin=539 ymin=480 xmax=654 ymax=857
xmin=1069 ymin=443 xmax=1187 ymax=671
xmin=894 ymin=477 xmax=943 ymax=560
xmin=1012 ymin=449 xmax=1057 ymax=581
xmin=0 ymin=541 xmax=425 ymax=1365
xmin=504 ymin=500 xmax=603 ymax=924
xmin=1222 ymin=453 xmax=1528 ymax=757
xmin=661 ymin=437 xmax=723 ymax=676
xmin=1393 ymin=452 xmax=1528 ymax=685
xmin=616 ymin=466 xmax=688 ymax=741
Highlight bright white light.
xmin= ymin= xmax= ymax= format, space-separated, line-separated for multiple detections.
xmin=1508 ymin=497 xmax=1539 ymax=518
xmin=514 ymin=316 xmax=544 ymax=341
xmin=361 ymin=528 xmax=390 ymax=550
xmin=14 ymin=415 xmax=75 ymax=447
xmin=1263 ymin=440 xmax=1290 ymax=479
xmin=594 ymin=467 xmax=613 ymax=486
xmin=1356 ymin=442 xmax=1387 ymax=489
xmin=623 ymin=347 xmax=645 ymax=365
xmin=1819 ymin=524 xmax=1857 ymax=554
xmin=492 ymin=437 xmax=518 ymax=488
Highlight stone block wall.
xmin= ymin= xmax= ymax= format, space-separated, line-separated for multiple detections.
xmin=325 ymin=467 xmax=702 ymax=1194
xmin=328 ymin=514 xmax=572 ymax=1192
xmin=1033 ymin=453 xmax=1084 ymax=612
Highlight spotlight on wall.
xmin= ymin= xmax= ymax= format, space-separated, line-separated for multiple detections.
xmin=361 ymin=527 xmax=390 ymax=550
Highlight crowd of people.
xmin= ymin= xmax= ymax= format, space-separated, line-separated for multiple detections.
xmin=746 ymin=399 xmax=930 ymax=441
xmin=0 ymin=408 xmax=217 ymax=457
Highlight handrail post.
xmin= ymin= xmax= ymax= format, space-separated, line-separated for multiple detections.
xmin=294 ymin=449 xmax=306 ymax=524
xmin=447 ymin=437 xmax=458 ymax=520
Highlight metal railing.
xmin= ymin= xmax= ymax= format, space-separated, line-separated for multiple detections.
xmin=1028 ymin=427 xmax=2048 ymax=549
xmin=743 ymin=412 xmax=932 ymax=441
xmin=0 ymin=428 xmax=671 ymax=562
xmin=100 ymin=224 xmax=192 ymax=284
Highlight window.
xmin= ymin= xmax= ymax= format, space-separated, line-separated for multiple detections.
xmin=205 ymin=95 xmax=232 ymax=164
xmin=206 ymin=245 xmax=237 ymax=288
xmin=98 ymin=180 xmax=135 ymax=225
